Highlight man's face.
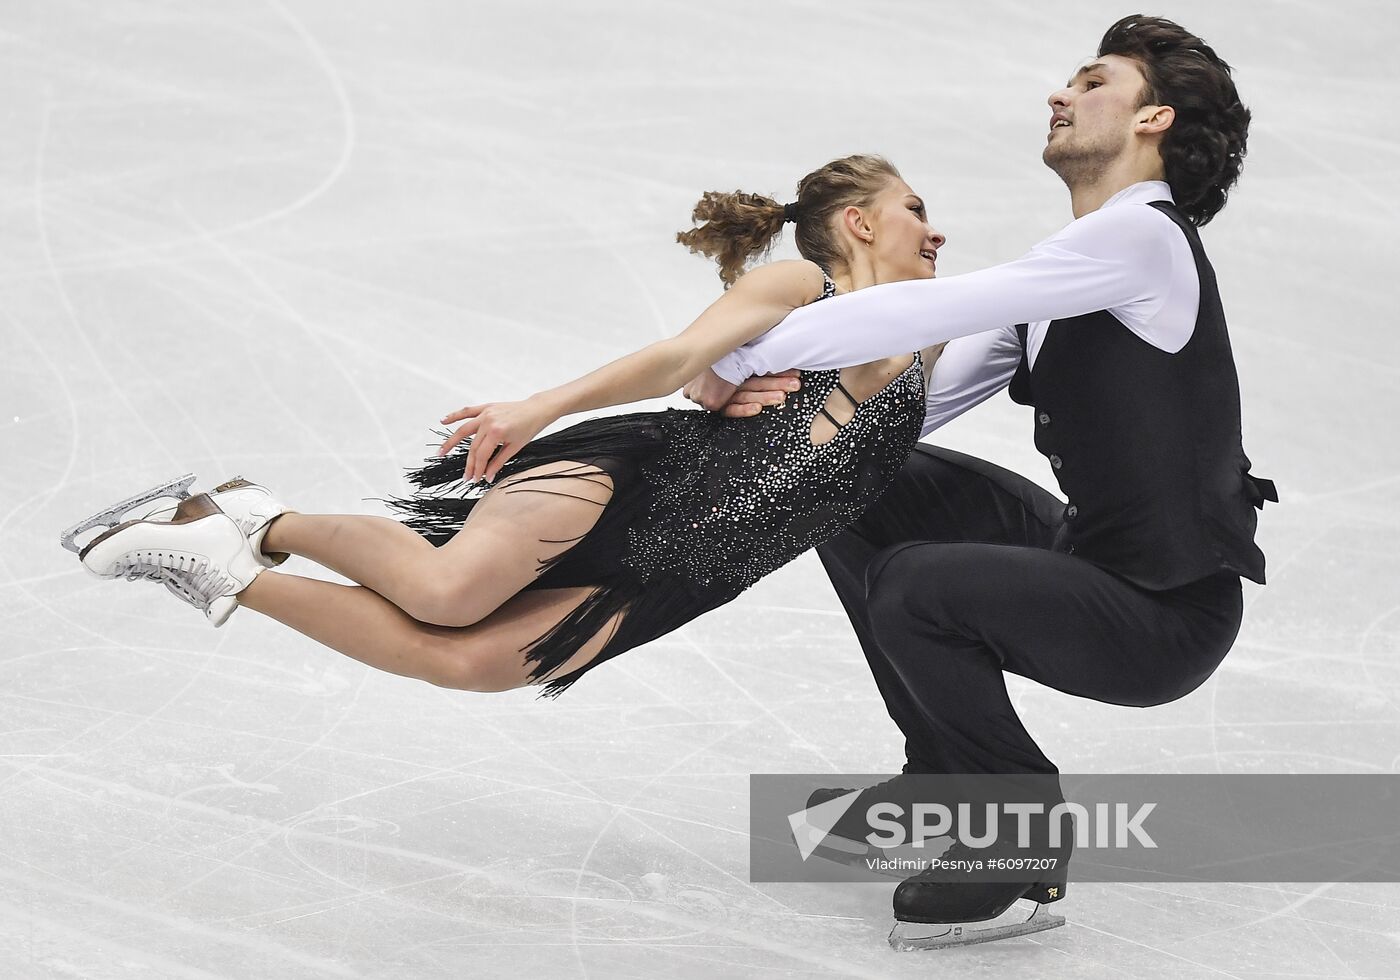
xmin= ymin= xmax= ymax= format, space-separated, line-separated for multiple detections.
xmin=1042 ymin=53 xmax=1152 ymax=182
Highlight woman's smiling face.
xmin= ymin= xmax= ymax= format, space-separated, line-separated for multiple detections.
xmin=864 ymin=179 xmax=946 ymax=283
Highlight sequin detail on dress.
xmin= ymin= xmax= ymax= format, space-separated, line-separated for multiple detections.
xmin=386 ymin=271 xmax=926 ymax=695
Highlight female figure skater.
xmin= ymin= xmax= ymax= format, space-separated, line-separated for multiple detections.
xmin=63 ymin=155 xmax=946 ymax=696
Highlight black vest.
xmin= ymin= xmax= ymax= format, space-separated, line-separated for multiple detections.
xmin=1008 ymin=200 xmax=1276 ymax=590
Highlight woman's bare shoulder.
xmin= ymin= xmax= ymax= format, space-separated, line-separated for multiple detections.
xmin=729 ymin=259 xmax=828 ymax=308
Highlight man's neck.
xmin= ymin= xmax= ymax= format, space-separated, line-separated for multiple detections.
xmin=1068 ymin=158 xmax=1167 ymax=218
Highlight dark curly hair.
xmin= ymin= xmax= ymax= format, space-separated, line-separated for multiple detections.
xmin=675 ymin=155 xmax=902 ymax=288
xmin=1098 ymin=14 xmax=1250 ymax=226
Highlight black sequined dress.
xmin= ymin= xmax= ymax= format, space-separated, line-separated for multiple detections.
xmin=386 ymin=275 xmax=925 ymax=695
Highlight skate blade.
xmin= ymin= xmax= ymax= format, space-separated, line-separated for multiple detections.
xmin=61 ymin=474 xmax=198 ymax=555
xmin=889 ymin=899 xmax=1065 ymax=951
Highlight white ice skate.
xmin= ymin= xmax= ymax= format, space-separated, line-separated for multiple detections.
xmin=75 ymin=493 xmax=265 ymax=627
xmin=141 ymin=476 xmax=292 ymax=569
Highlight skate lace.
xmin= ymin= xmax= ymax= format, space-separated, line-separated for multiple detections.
xmin=116 ymin=551 xmax=202 ymax=581
xmin=115 ymin=552 xmax=233 ymax=610
xmin=155 ymin=567 xmax=207 ymax=609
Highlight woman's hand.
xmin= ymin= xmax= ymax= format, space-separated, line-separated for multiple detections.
xmin=437 ymin=396 xmax=557 ymax=484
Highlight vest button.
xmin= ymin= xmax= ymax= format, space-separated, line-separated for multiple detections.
xmin=1066 ymin=504 xmax=1078 ymax=519
xmin=1038 ymin=412 xmax=1051 ymax=425
xmin=1049 ymin=454 xmax=1063 ymax=470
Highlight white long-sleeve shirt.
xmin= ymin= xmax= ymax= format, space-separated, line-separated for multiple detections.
xmin=711 ymin=181 xmax=1201 ymax=437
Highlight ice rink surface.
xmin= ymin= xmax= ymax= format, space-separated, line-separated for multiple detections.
xmin=3 ymin=0 xmax=1399 ymax=976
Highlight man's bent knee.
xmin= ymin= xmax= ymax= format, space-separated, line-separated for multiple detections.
xmin=865 ymin=543 xmax=970 ymax=648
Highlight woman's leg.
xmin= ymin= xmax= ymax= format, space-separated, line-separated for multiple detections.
xmin=237 ymin=570 xmax=622 ymax=692
xmin=259 ymin=461 xmax=614 ymax=629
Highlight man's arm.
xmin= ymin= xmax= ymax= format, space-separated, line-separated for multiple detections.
xmin=920 ymin=328 xmax=1023 ymax=437
xmin=710 ymin=204 xmax=1176 ymax=384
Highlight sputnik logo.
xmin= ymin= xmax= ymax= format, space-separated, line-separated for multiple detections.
xmin=787 ymin=790 xmax=863 ymax=861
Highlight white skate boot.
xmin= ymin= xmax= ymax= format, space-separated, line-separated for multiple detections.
xmin=77 ymin=494 xmax=265 ymax=627
xmin=141 ymin=477 xmax=293 ymax=569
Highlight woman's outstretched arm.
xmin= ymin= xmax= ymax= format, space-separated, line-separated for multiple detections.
xmin=438 ymin=260 xmax=826 ymax=483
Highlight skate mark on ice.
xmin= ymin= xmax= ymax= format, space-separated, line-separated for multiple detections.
xmin=0 ymin=865 xmax=357 ymax=976
xmin=214 ymin=0 xmax=357 ymax=238
xmin=1073 ymin=918 xmax=1246 ymax=979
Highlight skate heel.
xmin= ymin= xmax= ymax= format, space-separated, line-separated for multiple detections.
xmin=1024 ymin=880 xmax=1067 ymax=904
xmin=207 ymin=477 xmax=293 ymax=565
xmin=206 ymin=477 xmax=292 ymax=562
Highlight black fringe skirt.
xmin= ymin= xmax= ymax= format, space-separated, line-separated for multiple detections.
xmin=382 ymin=410 xmax=741 ymax=697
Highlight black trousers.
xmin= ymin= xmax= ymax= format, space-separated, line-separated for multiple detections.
xmin=816 ymin=444 xmax=1245 ymax=776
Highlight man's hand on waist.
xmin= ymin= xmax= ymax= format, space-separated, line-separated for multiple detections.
xmin=683 ymin=368 xmax=801 ymax=417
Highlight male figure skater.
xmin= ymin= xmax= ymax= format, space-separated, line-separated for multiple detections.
xmin=686 ymin=14 xmax=1277 ymax=947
